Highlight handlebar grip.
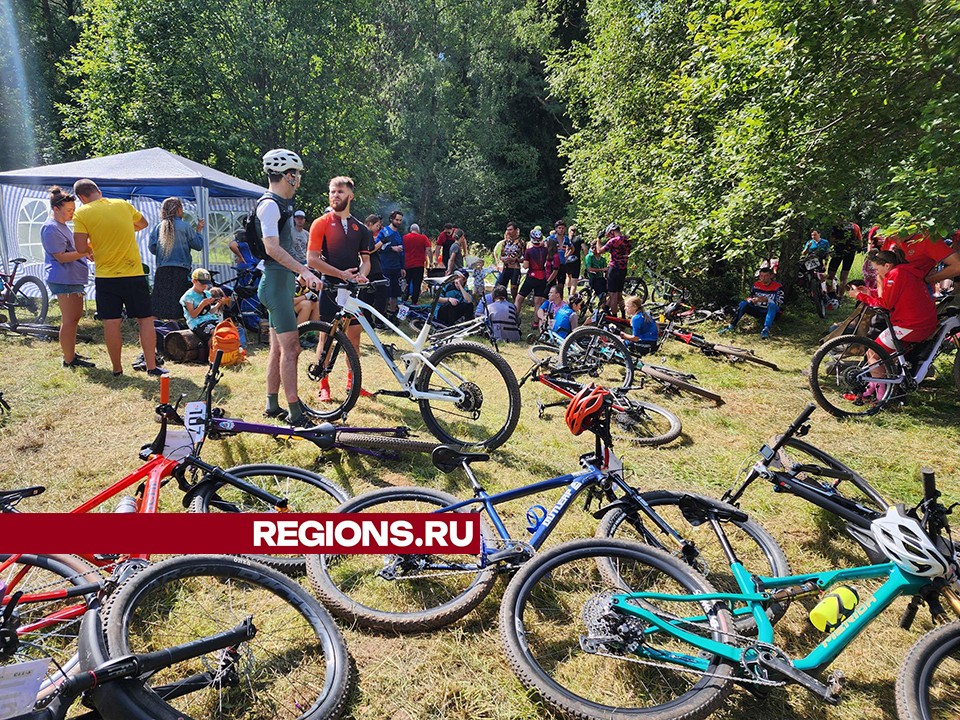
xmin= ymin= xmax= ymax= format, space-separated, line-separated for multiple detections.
xmin=159 ymin=375 xmax=170 ymax=404
xmin=922 ymin=467 xmax=937 ymax=501
xmin=212 ymin=349 xmax=223 ymax=376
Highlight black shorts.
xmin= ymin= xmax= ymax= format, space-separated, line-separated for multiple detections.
xmin=95 ymin=276 xmax=152 ymax=320
xmin=606 ymin=267 xmax=628 ymax=293
xmin=565 ymin=260 xmax=582 ymax=278
xmin=319 ymin=285 xmax=361 ymax=326
xmin=518 ymin=275 xmax=547 ymax=299
xmin=828 ymin=251 xmax=856 ymax=276
xmin=383 ymin=269 xmax=404 ymax=298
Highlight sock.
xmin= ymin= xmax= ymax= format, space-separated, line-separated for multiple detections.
xmin=287 ymin=400 xmax=304 ymax=423
xmin=266 ymin=393 xmax=281 ymax=414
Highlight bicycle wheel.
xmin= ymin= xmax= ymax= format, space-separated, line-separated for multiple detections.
xmin=808 ymin=334 xmax=899 ymax=418
xmin=499 ymin=538 xmax=735 ymax=720
xmin=597 ymin=490 xmax=790 ymax=627
xmin=9 ymin=276 xmax=49 ymax=327
xmin=953 ymin=351 xmax=960 ymax=393
xmin=711 ymin=344 xmax=780 ymax=371
xmin=297 ymin=320 xmax=361 ymax=421
xmin=771 ymin=436 xmax=888 ymax=512
xmin=560 ymin=326 xmax=635 ymax=390
xmin=333 ymin=432 xmax=440 ymax=454
xmin=102 ymin=555 xmax=351 ymax=720
xmin=305 ymin=487 xmax=497 ymax=633
xmin=897 ymin=619 xmax=960 ymax=720
xmin=622 ymin=276 xmax=649 ymax=304
xmin=188 ymin=464 xmax=349 ymax=575
xmin=609 ymin=398 xmax=682 ymax=447
xmin=416 ymin=340 xmax=521 ymax=449
xmin=0 ymin=554 xmax=101 ymax=707
xmin=639 ymin=364 xmax=724 ymax=405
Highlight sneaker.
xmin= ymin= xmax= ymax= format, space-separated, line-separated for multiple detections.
xmin=358 ymin=387 xmax=375 ymax=398
xmin=318 ymin=378 xmax=332 ymax=403
xmin=842 ymin=392 xmax=862 ymax=404
xmin=719 ymin=325 xmax=735 ymax=335
xmin=132 ymin=354 xmax=147 ymax=372
xmin=146 ymin=367 xmax=169 ymax=377
xmin=63 ymin=356 xmax=95 ymax=369
xmin=760 ymin=329 xmax=770 ymax=340
xmin=263 ymin=408 xmax=288 ymax=421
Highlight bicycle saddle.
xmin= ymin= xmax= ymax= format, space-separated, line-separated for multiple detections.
xmin=431 ymin=446 xmax=490 ymax=473
xmin=0 ymin=486 xmax=44 ymax=507
xmin=677 ymin=494 xmax=747 ymax=526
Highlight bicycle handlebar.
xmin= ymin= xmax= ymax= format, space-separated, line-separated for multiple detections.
xmin=764 ymin=404 xmax=816 ymax=461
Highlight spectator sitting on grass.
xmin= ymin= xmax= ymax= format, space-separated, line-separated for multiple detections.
xmin=180 ymin=268 xmax=231 ymax=345
xmin=720 ymin=267 xmax=783 ymax=340
xmin=620 ymin=296 xmax=658 ymax=354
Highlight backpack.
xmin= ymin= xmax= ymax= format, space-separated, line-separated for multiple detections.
xmin=243 ymin=194 xmax=292 ymax=261
xmin=209 ymin=319 xmax=247 ymax=366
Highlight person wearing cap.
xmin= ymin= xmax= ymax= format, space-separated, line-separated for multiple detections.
xmin=514 ymin=228 xmax=550 ymax=321
xmin=180 ymin=268 xmax=231 ymax=344
xmin=435 ymin=269 xmax=474 ymax=325
xmin=72 ymin=178 xmax=165 ymax=377
xmin=720 ymin=266 xmax=784 ymax=340
xmin=598 ymin=222 xmax=631 ymax=317
xmin=290 ymin=210 xmax=309 ymax=264
xmin=402 ymin=222 xmax=431 ymax=303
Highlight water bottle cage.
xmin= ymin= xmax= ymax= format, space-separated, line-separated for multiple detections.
xmin=526 ymin=504 xmax=548 ymax=533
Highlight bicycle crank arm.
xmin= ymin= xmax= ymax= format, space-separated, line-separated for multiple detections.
xmin=756 ymin=649 xmax=842 ymax=704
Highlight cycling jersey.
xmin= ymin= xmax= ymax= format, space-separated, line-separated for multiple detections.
xmin=630 ymin=311 xmax=659 ymax=343
xmin=308 ymin=212 xmax=371 ymax=277
xmin=855 ymin=263 xmax=937 ymax=341
xmin=802 ymin=238 xmax=830 ymax=257
xmin=552 ymin=304 xmax=578 ymax=339
xmin=882 ymin=232 xmax=955 ymax=277
xmin=376 ymin=225 xmax=405 ymax=272
xmin=600 ymin=234 xmax=631 ymax=270
xmin=750 ymin=280 xmax=784 ymax=307
xmin=524 ymin=245 xmax=549 ymax=280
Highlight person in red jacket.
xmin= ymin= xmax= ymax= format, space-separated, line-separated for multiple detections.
xmin=845 ymin=249 xmax=938 ymax=401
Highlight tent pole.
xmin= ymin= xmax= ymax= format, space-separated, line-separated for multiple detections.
xmin=196 ymin=185 xmax=210 ymax=268
xmin=0 ymin=184 xmax=8 ymax=273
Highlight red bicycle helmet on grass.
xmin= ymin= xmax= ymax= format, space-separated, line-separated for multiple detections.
xmin=565 ymin=384 xmax=612 ymax=436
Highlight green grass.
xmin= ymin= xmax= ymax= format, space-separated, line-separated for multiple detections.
xmin=1 ymin=295 xmax=959 ymax=719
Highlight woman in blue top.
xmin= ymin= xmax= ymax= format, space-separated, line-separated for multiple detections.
xmin=621 ymin=296 xmax=658 ymax=355
xmin=148 ymin=196 xmax=204 ymax=319
xmin=552 ymin=293 xmax=582 ymax=339
xmin=40 ymin=186 xmax=94 ymax=369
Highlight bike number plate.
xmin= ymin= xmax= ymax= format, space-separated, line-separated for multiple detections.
xmin=397 ymin=304 xmax=410 ymax=321
xmin=0 ymin=658 xmax=49 ymax=719
xmin=804 ymin=258 xmax=821 ymax=270
xmin=183 ymin=401 xmax=207 ymax=442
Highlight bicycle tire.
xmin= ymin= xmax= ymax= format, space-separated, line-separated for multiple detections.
xmin=596 ymin=490 xmax=790 ymax=629
xmin=953 ymin=351 xmax=960 ymax=394
xmin=559 ymin=326 xmax=635 ymax=390
xmin=639 ymin=364 xmax=724 ymax=405
xmin=772 ymin=436 xmax=888 ymax=513
xmin=813 ymin=284 xmax=827 ymax=319
xmin=9 ymin=276 xmax=49 ymax=327
xmin=711 ymin=344 xmax=780 ymax=371
xmin=499 ymin=538 xmax=735 ymax=720
xmin=0 ymin=553 xmax=101 ymax=708
xmin=622 ymin=276 xmax=649 ymax=304
xmin=297 ymin=320 xmax=362 ymax=420
xmin=529 ymin=344 xmax=560 ymax=365
xmin=306 ymin=487 xmax=498 ymax=633
xmin=188 ymin=463 xmax=349 ymax=575
xmin=896 ymin=619 xmax=960 ymax=720
xmin=334 ymin=432 xmax=440 ymax=454
xmin=102 ymin=555 xmax=351 ymax=720
xmin=416 ymin=340 xmax=521 ymax=449
xmin=609 ymin=398 xmax=682 ymax=447
xmin=808 ymin=334 xmax=898 ymax=418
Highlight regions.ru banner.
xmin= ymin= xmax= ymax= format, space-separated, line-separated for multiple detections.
xmin=0 ymin=513 xmax=480 ymax=555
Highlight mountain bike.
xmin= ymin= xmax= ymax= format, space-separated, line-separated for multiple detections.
xmin=559 ymin=326 xmax=725 ymax=404
xmin=298 ymin=277 xmax=521 ymax=449
xmin=3 ymin=554 xmax=352 ymax=720
xmin=657 ymin=316 xmax=780 ymax=370
xmin=499 ymin=467 xmax=960 ymax=720
xmin=798 ymin=254 xmax=830 ymax=318
xmin=809 ymin=305 xmax=960 ymax=417
xmin=305 ymin=402 xmax=788 ymax=634
xmin=519 ymin=352 xmax=682 ymax=447
xmin=0 ymin=257 xmax=48 ymax=329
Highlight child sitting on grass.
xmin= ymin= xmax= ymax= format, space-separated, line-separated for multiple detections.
xmin=620 ymin=296 xmax=658 ymax=355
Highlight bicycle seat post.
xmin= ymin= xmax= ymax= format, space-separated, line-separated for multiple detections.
xmin=461 ymin=459 xmax=483 ymax=493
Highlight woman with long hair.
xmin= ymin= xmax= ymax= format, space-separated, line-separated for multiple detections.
xmin=40 ymin=186 xmax=93 ymax=368
xmin=148 ymin=196 xmax=204 ymax=319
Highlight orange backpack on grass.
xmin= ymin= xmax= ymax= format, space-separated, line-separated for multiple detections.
xmin=209 ymin=319 xmax=247 ymax=366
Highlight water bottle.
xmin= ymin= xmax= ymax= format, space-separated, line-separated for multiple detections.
xmin=114 ymin=496 xmax=139 ymax=514
xmin=809 ymin=585 xmax=859 ymax=632
xmin=526 ymin=505 xmax=548 ymax=533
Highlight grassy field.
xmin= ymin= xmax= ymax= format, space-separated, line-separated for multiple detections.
xmin=1 ymin=295 xmax=959 ymax=720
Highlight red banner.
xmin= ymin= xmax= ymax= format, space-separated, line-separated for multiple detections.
xmin=0 ymin=513 xmax=480 ymax=555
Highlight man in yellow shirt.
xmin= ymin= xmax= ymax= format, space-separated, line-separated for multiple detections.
xmin=72 ymin=179 xmax=166 ymax=377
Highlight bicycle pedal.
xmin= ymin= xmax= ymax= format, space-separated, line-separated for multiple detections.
xmin=825 ymin=670 xmax=845 ymax=702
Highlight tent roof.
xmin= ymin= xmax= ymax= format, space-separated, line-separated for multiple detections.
xmin=0 ymin=147 xmax=263 ymax=200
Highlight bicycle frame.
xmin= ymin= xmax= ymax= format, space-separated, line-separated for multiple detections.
xmin=617 ymin=557 xmax=928 ymax=676
xmin=322 ymin=287 xmax=470 ymax=404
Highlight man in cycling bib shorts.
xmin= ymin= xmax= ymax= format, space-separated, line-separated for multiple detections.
xmin=599 ymin=222 xmax=631 ymax=317
xmin=307 ymin=176 xmax=372 ymax=402
xmin=515 ymin=228 xmax=549 ymax=324
xmin=256 ymin=149 xmax=321 ymax=427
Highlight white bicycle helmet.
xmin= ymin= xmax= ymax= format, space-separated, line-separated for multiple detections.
xmin=871 ymin=505 xmax=951 ymax=578
xmin=262 ymin=148 xmax=304 ymax=175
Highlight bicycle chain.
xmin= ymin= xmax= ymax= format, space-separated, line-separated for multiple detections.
xmin=376 ymin=537 xmax=531 ymax=581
